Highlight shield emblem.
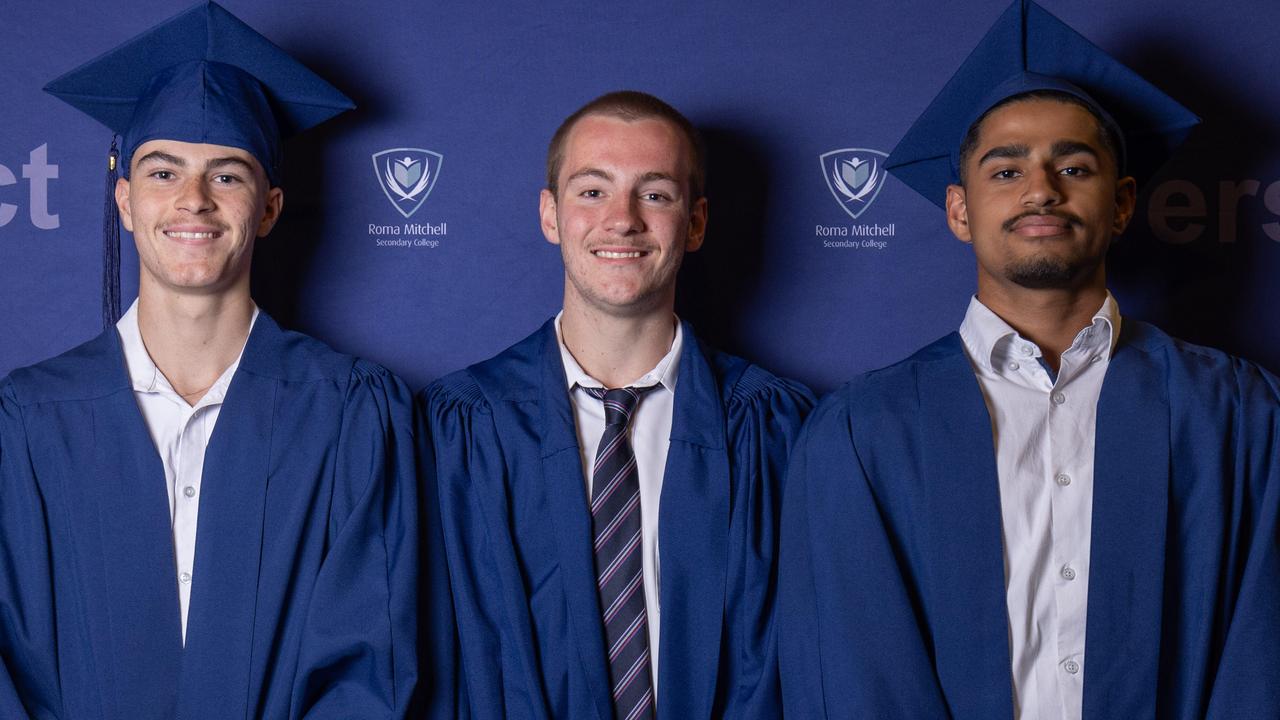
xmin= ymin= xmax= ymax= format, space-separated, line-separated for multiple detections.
xmin=820 ymin=148 xmax=888 ymax=220
xmin=372 ymin=148 xmax=444 ymax=218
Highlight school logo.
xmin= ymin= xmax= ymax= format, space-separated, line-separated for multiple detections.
xmin=372 ymin=148 xmax=443 ymax=218
xmin=820 ymin=148 xmax=887 ymax=220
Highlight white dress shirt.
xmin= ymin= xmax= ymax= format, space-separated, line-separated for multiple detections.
xmin=556 ymin=312 xmax=681 ymax=696
xmin=116 ymin=299 xmax=257 ymax=643
xmin=958 ymin=293 xmax=1120 ymax=720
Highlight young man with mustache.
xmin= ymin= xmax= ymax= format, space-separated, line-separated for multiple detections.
xmin=779 ymin=2 xmax=1279 ymax=717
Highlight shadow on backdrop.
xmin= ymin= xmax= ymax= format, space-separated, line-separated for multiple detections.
xmin=677 ymin=125 xmax=774 ymax=360
xmin=1109 ymin=36 xmax=1280 ymax=374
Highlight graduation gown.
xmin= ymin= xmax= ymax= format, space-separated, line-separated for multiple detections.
xmin=422 ymin=319 xmax=814 ymax=719
xmin=779 ymin=321 xmax=1280 ymax=719
xmin=0 ymin=313 xmax=440 ymax=719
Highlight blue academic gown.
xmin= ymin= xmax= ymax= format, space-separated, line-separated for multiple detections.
xmin=0 ymin=313 xmax=451 ymax=719
xmin=422 ymin=319 xmax=814 ymax=719
xmin=779 ymin=321 xmax=1280 ymax=719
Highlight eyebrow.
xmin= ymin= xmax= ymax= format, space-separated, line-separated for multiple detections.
xmin=133 ymin=150 xmax=186 ymax=168
xmin=977 ymin=143 xmax=1029 ymax=166
xmin=565 ymin=168 xmax=613 ymax=185
xmin=1050 ymin=140 xmax=1100 ymax=160
xmin=638 ymin=171 xmax=679 ymax=185
xmin=132 ymin=152 xmax=257 ymax=173
xmin=978 ymin=140 xmax=1101 ymax=166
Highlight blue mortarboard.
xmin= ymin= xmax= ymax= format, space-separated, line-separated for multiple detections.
xmin=43 ymin=1 xmax=354 ymax=327
xmin=885 ymin=0 xmax=1200 ymax=209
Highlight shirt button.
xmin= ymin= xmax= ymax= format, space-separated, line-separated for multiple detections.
xmin=1052 ymin=392 xmax=1067 ymax=405
xmin=183 ymin=485 xmax=196 ymax=498
xmin=1061 ymin=565 xmax=1076 ymax=581
xmin=180 ymin=572 xmax=192 ymax=584
xmin=1055 ymin=473 xmax=1072 ymax=487
xmin=1020 ymin=345 xmax=1035 ymax=357
xmin=1007 ymin=361 xmax=1020 ymax=371
xmin=1064 ymin=659 xmax=1080 ymax=674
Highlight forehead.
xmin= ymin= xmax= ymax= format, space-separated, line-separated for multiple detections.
xmin=972 ymin=99 xmax=1106 ymax=155
xmin=559 ymin=114 xmax=690 ymax=181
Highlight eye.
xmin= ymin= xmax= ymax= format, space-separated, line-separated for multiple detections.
xmin=641 ymin=192 xmax=672 ymax=202
xmin=149 ymin=170 xmax=175 ymax=181
xmin=212 ymin=173 xmax=241 ymax=184
xmin=992 ymin=168 xmax=1020 ymax=180
xmin=1059 ymin=166 xmax=1093 ymax=177
xmin=579 ymin=189 xmax=603 ymax=199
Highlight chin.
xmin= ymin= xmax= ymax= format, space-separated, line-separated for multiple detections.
xmin=1004 ymin=256 xmax=1094 ymax=290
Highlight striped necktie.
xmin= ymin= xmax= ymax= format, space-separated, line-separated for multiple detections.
xmin=582 ymin=385 xmax=657 ymax=720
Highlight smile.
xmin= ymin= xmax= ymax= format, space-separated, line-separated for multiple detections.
xmin=593 ymin=250 xmax=646 ymax=259
xmin=163 ymin=230 xmax=222 ymax=240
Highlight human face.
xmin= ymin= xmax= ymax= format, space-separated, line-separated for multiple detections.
xmin=115 ymin=139 xmax=282 ymax=298
xmin=945 ymin=99 xmax=1135 ymax=293
xmin=540 ymin=114 xmax=707 ymax=318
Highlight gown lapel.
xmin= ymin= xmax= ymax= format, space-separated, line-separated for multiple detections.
xmin=656 ymin=331 xmax=729 ymax=717
xmin=1082 ymin=328 xmax=1169 ymax=717
xmin=78 ymin=332 xmax=183 ymax=719
xmin=537 ymin=327 xmax=613 ymax=720
xmin=917 ymin=336 xmax=1013 ymax=718
xmin=177 ymin=315 xmax=282 ymax=716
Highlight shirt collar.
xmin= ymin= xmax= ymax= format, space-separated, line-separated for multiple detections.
xmin=116 ymin=298 xmax=260 ymax=407
xmin=959 ymin=292 xmax=1122 ymax=373
xmin=554 ymin=311 xmax=682 ymax=393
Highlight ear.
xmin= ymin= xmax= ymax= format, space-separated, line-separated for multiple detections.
xmin=685 ymin=196 xmax=708 ymax=252
xmin=945 ymin=183 xmax=972 ymax=243
xmin=1112 ymin=175 xmax=1137 ymax=236
xmin=115 ymin=177 xmax=134 ymax=232
xmin=539 ymin=188 xmax=560 ymax=245
xmin=257 ymin=187 xmax=284 ymax=237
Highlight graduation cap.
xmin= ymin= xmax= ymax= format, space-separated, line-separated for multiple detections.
xmin=43 ymin=1 xmax=354 ymax=328
xmin=885 ymin=0 xmax=1200 ymax=209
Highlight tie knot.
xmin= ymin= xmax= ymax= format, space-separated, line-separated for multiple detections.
xmin=583 ymin=385 xmax=654 ymax=426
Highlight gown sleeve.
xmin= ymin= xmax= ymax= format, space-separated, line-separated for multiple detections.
xmin=719 ymin=368 xmax=813 ymax=717
xmin=1203 ymin=360 xmax=1280 ymax=718
xmin=0 ymin=379 xmax=59 ymax=718
xmin=288 ymin=362 xmax=426 ymax=720
xmin=419 ymin=376 xmax=515 ymax=719
xmin=778 ymin=385 xmax=952 ymax=718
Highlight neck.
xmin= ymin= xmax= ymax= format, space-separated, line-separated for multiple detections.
xmin=976 ymin=277 xmax=1107 ymax=372
xmin=560 ymin=299 xmax=675 ymax=389
xmin=135 ymin=280 xmax=255 ymax=406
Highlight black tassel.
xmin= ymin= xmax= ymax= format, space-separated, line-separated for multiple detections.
xmin=102 ymin=137 xmax=121 ymax=329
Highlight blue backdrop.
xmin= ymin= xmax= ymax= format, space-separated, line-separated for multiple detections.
xmin=3 ymin=0 xmax=1278 ymax=394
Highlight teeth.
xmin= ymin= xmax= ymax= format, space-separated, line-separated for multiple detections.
xmin=165 ymin=231 xmax=218 ymax=239
xmin=595 ymin=250 xmax=643 ymax=259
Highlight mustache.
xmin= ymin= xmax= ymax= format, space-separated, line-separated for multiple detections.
xmin=1002 ymin=210 xmax=1084 ymax=233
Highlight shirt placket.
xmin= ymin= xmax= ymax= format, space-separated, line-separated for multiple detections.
xmin=173 ymin=405 xmax=207 ymax=642
xmin=1048 ymin=348 xmax=1090 ymax=719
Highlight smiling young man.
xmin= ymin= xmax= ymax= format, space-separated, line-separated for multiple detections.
xmin=422 ymin=91 xmax=813 ymax=718
xmin=779 ymin=2 xmax=1279 ymax=718
xmin=0 ymin=4 xmax=444 ymax=718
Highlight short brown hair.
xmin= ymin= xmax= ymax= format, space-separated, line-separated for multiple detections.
xmin=545 ymin=90 xmax=706 ymax=200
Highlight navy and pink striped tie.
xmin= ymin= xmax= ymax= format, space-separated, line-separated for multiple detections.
xmin=583 ymin=385 xmax=656 ymax=720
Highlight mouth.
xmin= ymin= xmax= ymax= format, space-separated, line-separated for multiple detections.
xmin=162 ymin=226 xmax=224 ymax=242
xmin=1005 ymin=212 xmax=1079 ymax=237
xmin=592 ymin=248 xmax=649 ymax=260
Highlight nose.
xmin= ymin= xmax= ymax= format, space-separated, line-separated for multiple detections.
xmin=1022 ymin=166 xmax=1063 ymax=208
xmin=175 ymin=176 xmax=216 ymax=214
xmin=604 ymin=193 xmax=644 ymax=235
